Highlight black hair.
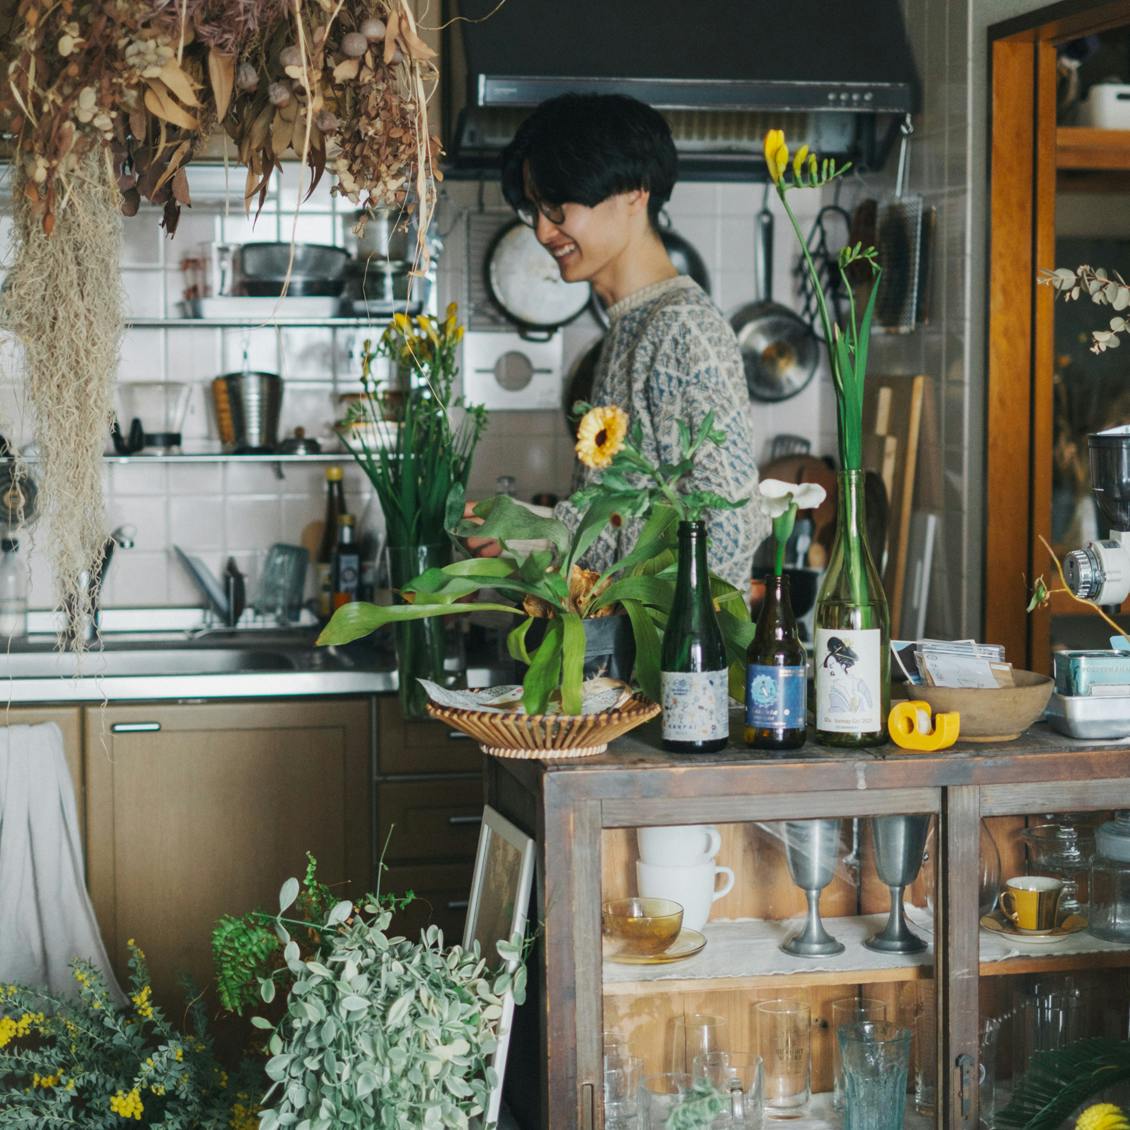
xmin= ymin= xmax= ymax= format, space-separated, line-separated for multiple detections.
xmin=500 ymin=93 xmax=678 ymax=228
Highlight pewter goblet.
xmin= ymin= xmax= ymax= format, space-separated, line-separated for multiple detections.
xmin=781 ymin=819 xmax=845 ymax=956
xmin=865 ymin=815 xmax=932 ymax=953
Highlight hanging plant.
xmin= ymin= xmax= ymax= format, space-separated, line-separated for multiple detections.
xmin=0 ymin=0 xmax=442 ymax=646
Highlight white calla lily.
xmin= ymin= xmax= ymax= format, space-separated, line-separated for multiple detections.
xmin=793 ymin=482 xmax=827 ymax=511
xmin=757 ymin=478 xmax=797 ymax=518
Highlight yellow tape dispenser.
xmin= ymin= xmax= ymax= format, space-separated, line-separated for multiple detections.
xmin=888 ymin=700 xmax=960 ymax=752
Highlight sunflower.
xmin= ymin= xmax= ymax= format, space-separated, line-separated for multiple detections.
xmin=575 ymin=405 xmax=629 ymax=469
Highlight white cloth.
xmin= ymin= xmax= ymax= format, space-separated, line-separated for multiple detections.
xmin=0 ymin=722 xmax=125 ymax=1003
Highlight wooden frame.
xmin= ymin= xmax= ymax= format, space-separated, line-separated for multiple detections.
xmin=464 ymin=804 xmax=536 ymax=1130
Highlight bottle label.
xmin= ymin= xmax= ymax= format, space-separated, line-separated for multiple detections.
xmin=815 ymin=628 xmax=882 ymax=732
xmin=661 ymin=669 xmax=729 ymax=742
xmin=745 ymin=664 xmax=806 ymax=729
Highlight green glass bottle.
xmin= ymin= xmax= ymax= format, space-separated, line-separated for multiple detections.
xmin=745 ymin=572 xmax=808 ymax=750
xmin=814 ymin=470 xmax=890 ymax=747
xmin=661 ymin=520 xmax=730 ymax=753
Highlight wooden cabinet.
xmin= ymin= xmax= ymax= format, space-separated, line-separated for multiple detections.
xmin=84 ymin=697 xmax=371 ymax=1009
xmin=485 ymin=725 xmax=1130 ymax=1130
xmin=376 ymin=697 xmax=484 ymax=941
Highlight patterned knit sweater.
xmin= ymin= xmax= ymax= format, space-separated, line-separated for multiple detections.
xmin=558 ymin=276 xmax=767 ymax=587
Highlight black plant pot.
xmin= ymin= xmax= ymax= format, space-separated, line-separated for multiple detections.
xmin=522 ymin=613 xmax=636 ymax=683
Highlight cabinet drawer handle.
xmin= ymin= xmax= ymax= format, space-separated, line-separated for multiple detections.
xmin=111 ymin=722 xmax=161 ymax=733
xmin=446 ymin=730 xmax=471 ymax=741
xmin=446 ymin=899 xmax=469 ymax=911
xmin=447 ymin=815 xmax=481 ymax=827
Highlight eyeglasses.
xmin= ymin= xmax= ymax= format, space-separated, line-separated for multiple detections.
xmin=515 ymin=198 xmax=566 ymax=228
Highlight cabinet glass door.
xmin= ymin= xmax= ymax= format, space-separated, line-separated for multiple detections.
xmin=979 ymin=809 xmax=1130 ymax=1128
xmin=599 ymin=808 xmax=940 ymax=1128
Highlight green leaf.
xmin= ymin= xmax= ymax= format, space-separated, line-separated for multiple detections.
xmin=593 ymin=574 xmax=676 ymax=613
xmin=560 ymin=612 xmax=584 ymax=715
xmin=443 ymin=481 xmax=466 ymax=533
xmin=279 ymin=877 xmax=300 ymax=913
xmin=565 ymin=491 xmax=646 ymax=576
xmin=621 ymin=597 xmax=660 ymax=701
xmin=599 ymin=503 xmax=678 ymax=582
xmin=507 ymin=617 xmax=534 ymax=665
xmin=455 ymin=495 xmax=572 ymax=562
xmin=517 ymin=548 xmax=555 ymax=585
xmin=522 ymin=618 xmax=563 ymax=715
xmin=250 ymin=1015 xmax=274 ymax=1029
xmin=316 ymin=599 xmax=519 ymax=645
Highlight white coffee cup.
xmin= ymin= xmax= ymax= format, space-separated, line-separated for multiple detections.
xmin=637 ymin=824 xmax=723 ymax=867
xmin=636 ymin=859 xmax=735 ymax=932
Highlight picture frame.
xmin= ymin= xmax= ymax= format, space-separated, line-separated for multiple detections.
xmin=463 ymin=804 xmax=536 ymax=1129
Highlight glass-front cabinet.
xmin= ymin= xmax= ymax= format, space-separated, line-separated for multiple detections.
xmin=484 ymin=737 xmax=1130 ymax=1130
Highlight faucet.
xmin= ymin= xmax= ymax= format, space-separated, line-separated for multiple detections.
xmin=67 ymin=524 xmax=136 ymax=643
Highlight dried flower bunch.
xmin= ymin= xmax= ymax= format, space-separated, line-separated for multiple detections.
xmin=0 ymin=0 xmax=440 ymax=241
xmin=1041 ymin=266 xmax=1130 ymax=354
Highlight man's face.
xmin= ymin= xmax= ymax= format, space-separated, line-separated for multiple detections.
xmin=521 ymin=165 xmax=636 ymax=287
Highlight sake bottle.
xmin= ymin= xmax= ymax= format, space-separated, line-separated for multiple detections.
xmin=745 ymin=572 xmax=808 ymax=750
xmin=660 ymin=520 xmax=730 ymax=753
xmin=814 ymin=470 xmax=890 ymax=746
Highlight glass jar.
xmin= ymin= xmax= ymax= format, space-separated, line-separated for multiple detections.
xmin=1019 ymin=823 xmax=1093 ymax=914
xmin=1089 ymin=811 xmax=1130 ymax=943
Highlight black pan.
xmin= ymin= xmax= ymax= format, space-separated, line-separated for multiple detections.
xmin=730 ymin=199 xmax=819 ymax=402
xmin=590 ymin=223 xmax=711 ymax=327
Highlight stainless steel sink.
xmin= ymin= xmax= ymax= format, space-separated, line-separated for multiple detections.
xmin=0 ymin=647 xmax=298 ymax=679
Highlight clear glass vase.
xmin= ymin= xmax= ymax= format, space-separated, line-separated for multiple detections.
xmin=387 ymin=542 xmax=454 ymax=720
xmin=813 ymin=470 xmax=891 ymax=747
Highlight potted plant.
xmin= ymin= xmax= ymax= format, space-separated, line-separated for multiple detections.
xmin=337 ymin=304 xmax=488 ymax=718
xmin=212 ymin=858 xmax=525 ymax=1130
xmin=318 ymin=405 xmax=754 ymax=716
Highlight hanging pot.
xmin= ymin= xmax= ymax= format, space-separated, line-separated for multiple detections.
xmin=484 ymin=220 xmax=591 ymax=340
xmin=730 ymin=193 xmax=819 ymax=402
xmin=589 ymin=220 xmax=712 ymax=328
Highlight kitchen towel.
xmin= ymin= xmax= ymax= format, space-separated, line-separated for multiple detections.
xmin=0 ymin=722 xmax=124 ymax=1003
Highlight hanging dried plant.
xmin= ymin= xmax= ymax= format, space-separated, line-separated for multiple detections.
xmin=2 ymin=151 xmax=124 ymax=643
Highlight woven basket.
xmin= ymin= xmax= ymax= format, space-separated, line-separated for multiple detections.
xmin=426 ymin=695 xmax=660 ymax=759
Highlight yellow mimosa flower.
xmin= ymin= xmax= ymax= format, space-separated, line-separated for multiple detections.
xmin=763 ymin=129 xmax=788 ymax=184
xmin=575 ymin=405 xmax=629 ymax=469
xmin=1077 ymin=1104 xmax=1130 ymax=1130
xmin=792 ymin=144 xmax=810 ymax=181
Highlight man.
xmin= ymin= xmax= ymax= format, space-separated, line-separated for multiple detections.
xmin=481 ymin=92 xmax=766 ymax=587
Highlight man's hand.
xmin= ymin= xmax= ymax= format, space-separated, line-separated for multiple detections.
xmin=462 ymin=500 xmax=503 ymax=558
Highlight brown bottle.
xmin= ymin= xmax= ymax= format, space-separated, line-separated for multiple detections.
xmin=316 ymin=466 xmax=347 ymax=618
xmin=744 ymin=573 xmax=808 ymax=750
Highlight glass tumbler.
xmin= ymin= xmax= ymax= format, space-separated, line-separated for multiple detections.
xmin=837 ymin=1020 xmax=913 ymax=1130
xmin=603 ymin=1052 xmax=642 ymax=1129
xmin=755 ymin=999 xmax=811 ymax=1117
xmin=669 ymin=1012 xmax=730 ymax=1074
xmin=693 ymin=1051 xmax=765 ymax=1128
xmin=831 ymin=997 xmax=888 ymax=1111
xmin=640 ymin=1072 xmax=692 ymax=1128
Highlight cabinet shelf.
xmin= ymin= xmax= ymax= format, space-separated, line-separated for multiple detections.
xmin=602 ymin=915 xmax=935 ymax=996
xmin=1056 ymin=126 xmax=1130 ymax=170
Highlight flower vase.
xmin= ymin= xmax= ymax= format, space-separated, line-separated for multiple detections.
xmin=813 ymin=470 xmax=890 ymax=746
xmin=387 ymin=542 xmax=455 ymax=719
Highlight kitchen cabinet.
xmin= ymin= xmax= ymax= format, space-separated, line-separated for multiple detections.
xmin=84 ymin=697 xmax=371 ymax=1010
xmin=484 ymin=721 xmax=1130 ymax=1130
xmin=376 ymin=696 xmax=485 ymax=941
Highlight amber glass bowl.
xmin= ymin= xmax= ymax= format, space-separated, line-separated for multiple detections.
xmin=601 ymin=897 xmax=684 ymax=957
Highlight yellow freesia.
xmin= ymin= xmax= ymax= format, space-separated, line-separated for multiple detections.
xmin=763 ymin=129 xmax=788 ymax=184
xmin=392 ymin=312 xmax=412 ymax=335
xmin=575 ymin=405 xmax=629 ymax=469
xmin=445 ymin=301 xmax=458 ymax=321
xmin=1077 ymin=1104 xmax=1130 ymax=1130
xmin=792 ymin=144 xmax=810 ymax=181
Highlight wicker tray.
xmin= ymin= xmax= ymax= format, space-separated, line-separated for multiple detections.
xmin=425 ymin=694 xmax=660 ymax=759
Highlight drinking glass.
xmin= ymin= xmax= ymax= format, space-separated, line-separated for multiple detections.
xmin=603 ymin=1052 xmax=643 ymax=1128
xmin=640 ymin=1072 xmax=692 ymax=1128
xmin=755 ymin=999 xmax=811 ymax=1117
xmin=831 ymin=997 xmax=888 ymax=1111
xmin=837 ymin=1020 xmax=913 ymax=1130
xmin=912 ymin=980 xmax=937 ymax=1115
xmin=669 ymin=1012 xmax=729 ymax=1074
xmin=693 ymin=1051 xmax=765 ymax=1128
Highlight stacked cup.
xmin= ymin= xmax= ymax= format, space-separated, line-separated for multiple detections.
xmin=636 ymin=824 xmax=735 ymax=933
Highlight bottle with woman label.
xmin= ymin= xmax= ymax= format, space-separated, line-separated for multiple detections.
xmin=660 ymin=520 xmax=730 ymax=753
xmin=814 ymin=470 xmax=890 ymax=746
xmin=745 ymin=573 xmax=807 ymax=750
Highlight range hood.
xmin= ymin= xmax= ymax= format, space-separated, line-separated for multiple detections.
xmin=440 ymin=0 xmax=920 ymax=180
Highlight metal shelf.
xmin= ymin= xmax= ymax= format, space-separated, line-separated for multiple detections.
xmin=126 ymin=317 xmax=389 ymax=329
xmin=100 ymin=451 xmax=351 ymax=464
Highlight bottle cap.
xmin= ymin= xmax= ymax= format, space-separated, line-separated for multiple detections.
xmin=337 ymin=514 xmax=355 ymax=526
xmin=326 ymin=466 xmax=344 ymax=481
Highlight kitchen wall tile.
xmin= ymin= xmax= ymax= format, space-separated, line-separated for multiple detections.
xmin=109 ymin=494 xmax=168 ymax=551
xmin=168 ymin=463 xmax=223 ymax=494
xmin=170 ymin=494 xmax=225 ymax=550
xmin=280 ymin=329 xmax=336 ymax=380
xmin=122 ymin=271 xmax=167 ymax=320
xmin=225 ymin=496 xmax=284 ymax=551
xmin=282 ymin=495 xmax=325 ymax=553
xmin=222 ymin=327 xmax=279 ymax=373
xmin=101 ymin=549 xmax=169 ymax=606
xmin=169 ymin=210 xmax=220 ymax=252
xmin=224 ymin=460 xmax=290 ymax=494
xmin=110 ymin=462 xmax=168 ymax=497
xmin=121 ymin=222 xmax=164 ymax=268
xmin=221 ymin=210 xmax=277 ymax=245
xmin=668 ymin=183 xmax=719 ymax=216
xmin=287 ymin=212 xmax=338 ymax=247
xmin=180 ymin=384 xmax=217 ymax=445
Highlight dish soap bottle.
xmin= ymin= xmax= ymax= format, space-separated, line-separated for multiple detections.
xmin=660 ymin=519 xmax=730 ymax=752
xmin=0 ymin=537 xmax=27 ymax=639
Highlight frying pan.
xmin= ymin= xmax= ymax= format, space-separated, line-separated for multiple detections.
xmin=590 ymin=223 xmax=711 ymax=327
xmin=730 ymin=192 xmax=819 ymax=402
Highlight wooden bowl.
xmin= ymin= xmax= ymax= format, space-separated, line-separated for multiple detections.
xmin=602 ymin=897 xmax=684 ymax=957
xmin=425 ymin=693 xmax=661 ymax=759
xmin=913 ymin=669 xmax=1054 ymax=742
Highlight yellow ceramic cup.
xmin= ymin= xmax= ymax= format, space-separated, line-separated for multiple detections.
xmin=1000 ymin=876 xmax=1064 ymax=931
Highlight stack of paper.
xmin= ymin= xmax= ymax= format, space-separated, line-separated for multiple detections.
xmin=891 ymin=639 xmax=1011 ymax=688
